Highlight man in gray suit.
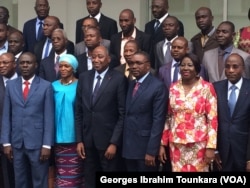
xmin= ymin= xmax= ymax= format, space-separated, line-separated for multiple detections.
xmin=202 ymin=21 xmax=250 ymax=83
xmin=74 ymin=17 xmax=110 ymax=56
xmin=1 ymin=52 xmax=54 ymax=188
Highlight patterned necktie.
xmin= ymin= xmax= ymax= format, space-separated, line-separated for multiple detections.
xmin=54 ymin=55 xmax=60 ymax=75
xmin=228 ymin=85 xmax=237 ymax=116
xmin=154 ymin=19 xmax=160 ymax=32
xmin=218 ymin=50 xmax=226 ymax=77
xmin=172 ymin=63 xmax=179 ymax=83
xmin=37 ymin=21 xmax=43 ymax=41
xmin=23 ymin=81 xmax=30 ymax=100
xmin=132 ymin=82 xmax=140 ymax=97
xmin=164 ymin=42 xmax=173 ymax=63
xmin=92 ymin=75 xmax=101 ymax=104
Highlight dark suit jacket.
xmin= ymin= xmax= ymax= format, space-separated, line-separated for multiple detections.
xmin=158 ymin=60 xmax=208 ymax=91
xmin=23 ymin=18 xmax=64 ymax=53
xmin=110 ymin=28 xmax=151 ymax=63
xmin=75 ymin=69 xmax=127 ymax=150
xmin=34 ymin=38 xmax=74 ymax=68
xmin=76 ymin=52 xmax=119 ymax=78
xmin=75 ymin=13 xmax=118 ymax=43
xmin=0 ymin=76 xmax=5 ymax=135
xmin=122 ymin=73 xmax=167 ymax=159
xmin=190 ymin=31 xmax=218 ymax=62
xmin=213 ymin=78 xmax=250 ymax=170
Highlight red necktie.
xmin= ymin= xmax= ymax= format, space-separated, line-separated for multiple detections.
xmin=23 ymin=81 xmax=30 ymax=100
xmin=132 ymin=82 xmax=140 ymax=97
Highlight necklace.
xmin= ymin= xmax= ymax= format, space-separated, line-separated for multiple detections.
xmin=61 ymin=79 xmax=73 ymax=85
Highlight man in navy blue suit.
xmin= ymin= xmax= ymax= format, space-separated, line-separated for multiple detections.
xmin=1 ymin=52 xmax=54 ymax=187
xmin=213 ymin=53 xmax=250 ymax=171
xmin=122 ymin=51 xmax=167 ymax=171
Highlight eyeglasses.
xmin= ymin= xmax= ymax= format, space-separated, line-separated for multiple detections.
xmin=0 ymin=61 xmax=14 ymax=66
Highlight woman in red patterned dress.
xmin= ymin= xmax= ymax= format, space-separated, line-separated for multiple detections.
xmin=159 ymin=53 xmax=218 ymax=172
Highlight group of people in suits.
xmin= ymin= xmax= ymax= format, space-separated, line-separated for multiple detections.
xmin=1 ymin=0 xmax=250 ymax=187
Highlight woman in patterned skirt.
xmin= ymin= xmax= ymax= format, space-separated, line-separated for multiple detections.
xmin=52 ymin=54 xmax=84 ymax=187
xmin=159 ymin=53 xmax=218 ymax=172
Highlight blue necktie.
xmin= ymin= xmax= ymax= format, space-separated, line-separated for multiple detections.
xmin=228 ymin=85 xmax=237 ymax=116
xmin=44 ymin=39 xmax=51 ymax=59
xmin=92 ymin=75 xmax=101 ymax=104
xmin=37 ymin=21 xmax=43 ymax=41
xmin=173 ymin=63 xmax=179 ymax=83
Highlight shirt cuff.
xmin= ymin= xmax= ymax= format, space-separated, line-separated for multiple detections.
xmin=3 ymin=143 xmax=11 ymax=147
xmin=42 ymin=145 xmax=51 ymax=149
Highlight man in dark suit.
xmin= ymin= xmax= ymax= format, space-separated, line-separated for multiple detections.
xmin=75 ymin=45 xmax=127 ymax=188
xmin=0 ymin=52 xmax=54 ymax=187
xmin=8 ymin=31 xmax=25 ymax=75
xmin=0 ymin=6 xmax=20 ymax=35
xmin=0 ymin=53 xmax=17 ymax=188
xmin=22 ymin=0 xmax=63 ymax=53
xmin=202 ymin=21 xmax=250 ymax=83
xmin=191 ymin=7 xmax=218 ymax=62
xmin=75 ymin=0 xmax=118 ymax=43
xmin=122 ymin=51 xmax=167 ymax=171
xmin=110 ymin=9 xmax=151 ymax=65
xmin=213 ymin=53 xmax=250 ymax=171
xmin=0 ymin=23 xmax=8 ymax=55
xmin=145 ymin=0 xmax=184 ymax=66
xmin=39 ymin=28 xmax=73 ymax=82
xmin=34 ymin=16 xmax=74 ymax=70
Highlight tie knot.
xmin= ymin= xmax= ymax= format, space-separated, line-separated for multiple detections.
xmin=39 ymin=21 xmax=43 ymax=25
xmin=97 ymin=75 xmax=101 ymax=80
xmin=47 ymin=38 xmax=51 ymax=43
xmin=219 ymin=49 xmax=225 ymax=56
xmin=56 ymin=55 xmax=60 ymax=62
xmin=230 ymin=85 xmax=237 ymax=91
xmin=174 ymin=63 xmax=179 ymax=67
xmin=24 ymin=81 xmax=30 ymax=85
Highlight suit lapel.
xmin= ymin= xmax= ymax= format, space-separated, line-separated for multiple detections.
xmin=233 ymin=79 xmax=249 ymax=117
xmin=24 ymin=76 xmax=39 ymax=103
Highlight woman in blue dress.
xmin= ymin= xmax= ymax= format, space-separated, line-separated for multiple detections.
xmin=52 ymin=54 xmax=84 ymax=187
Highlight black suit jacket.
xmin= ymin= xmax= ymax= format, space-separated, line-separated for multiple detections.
xmin=75 ymin=69 xmax=127 ymax=150
xmin=75 ymin=13 xmax=118 ymax=43
xmin=110 ymin=28 xmax=151 ymax=63
xmin=213 ymin=78 xmax=250 ymax=171
xmin=23 ymin=17 xmax=64 ymax=53
xmin=34 ymin=37 xmax=75 ymax=67
xmin=76 ymin=52 xmax=120 ymax=78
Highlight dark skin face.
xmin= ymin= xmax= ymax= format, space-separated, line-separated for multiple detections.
xmin=8 ymin=32 xmax=25 ymax=55
xmin=0 ymin=7 xmax=9 ymax=24
xmin=128 ymin=53 xmax=150 ymax=80
xmin=195 ymin=7 xmax=213 ymax=34
xmin=34 ymin=0 xmax=50 ymax=20
xmin=119 ymin=10 xmax=135 ymax=37
xmin=0 ymin=53 xmax=16 ymax=78
xmin=162 ymin=17 xmax=179 ymax=40
xmin=59 ymin=62 xmax=74 ymax=79
xmin=180 ymin=57 xmax=198 ymax=82
xmin=51 ymin=30 xmax=67 ymax=54
xmin=92 ymin=46 xmax=110 ymax=74
xmin=124 ymin=42 xmax=139 ymax=63
xmin=43 ymin=17 xmax=60 ymax=37
xmin=151 ymin=0 xmax=168 ymax=19
xmin=86 ymin=0 xmax=102 ymax=17
xmin=216 ymin=22 xmax=235 ymax=49
xmin=19 ymin=53 xmax=38 ymax=80
xmin=225 ymin=54 xmax=245 ymax=84
xmin=82 ymin=18 xmax=98 ymax=34
xmin=171 ymin=37 xmax=189 ymax=62
xmin=0 ymin=23 xmax=8 ymax=44
xmin=84 ymin=28 xmax=101 ymax=50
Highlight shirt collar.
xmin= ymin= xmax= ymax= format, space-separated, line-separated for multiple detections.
xmin=55 ymin=50 xmax=67 ymax=61
xmin=22 ymin=75 xmax=35 ymax=84
xmin=121 ymin=27 xmax=136 ymax=40
xmin=36 ymin=18 xmax=43 ymax=25
xmin=0 ymin=41 xmax=8 ymax=50
xmin=164 ymin=35 xmax=178 ymax=44
xmin=220 ymin=45 xmax=234 ymax=54
xmin=157 ymin=13 xmax=169 ymax=24
xmin=94 ymin=67 xmax=109 ymax=79
xmin=200 ymin=26 xmax=216 ymax=37
xmin=136 ymin=72 xmax=150 ymax=83
xmin=90 ymin=12 xmax=101 ymax=22
xmin=228 ymin=78 xmax=243 ymax=90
